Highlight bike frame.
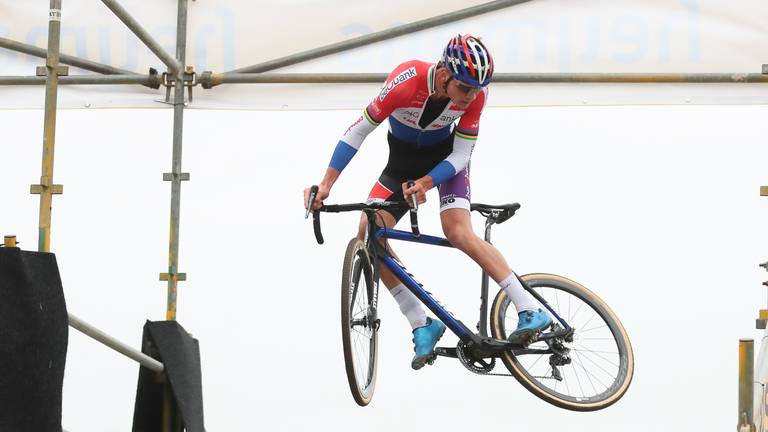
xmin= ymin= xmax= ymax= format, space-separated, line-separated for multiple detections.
xmin=362 ymin=209 xmax=572 ymax=358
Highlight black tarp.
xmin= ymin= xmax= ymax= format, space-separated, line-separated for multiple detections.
xmin=0 ymin=247 xmax=68 ymax=432
xmin=132 ymin=320 xmax=205 ymax=432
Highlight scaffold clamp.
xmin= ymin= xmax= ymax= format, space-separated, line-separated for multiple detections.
xmin=30 ymin=184 xmax=63 ymax=195
xmin=159 ymin=272 xmax=186 ymax=282
xmin=163 ymin=173 xmax=190 ymax=182
xmin=36 ymin=65 xmax=68 ymax=76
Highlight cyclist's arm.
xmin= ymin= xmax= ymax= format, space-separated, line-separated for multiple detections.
xmin=424 ymin=88 xmax=488 ymax=187
xmin=318 ymin=166 xmax=341 ymax=191
xmin=328 ymin=105 xmax=384 ymax=172
xmin=327 ymin=61 xmax=417 ymax=174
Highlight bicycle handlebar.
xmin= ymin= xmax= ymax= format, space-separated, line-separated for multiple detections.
xmin=306 ymin=184 xmax=419 ymax=245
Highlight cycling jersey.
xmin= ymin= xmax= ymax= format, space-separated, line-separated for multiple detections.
xmin=328 ymin=60 xmax=488 ymax=187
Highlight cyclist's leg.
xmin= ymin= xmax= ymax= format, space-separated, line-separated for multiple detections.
xmin=438 ymin=167 xmax=547 ymax=322
xmin=358 ymin=173 xmax=429 ymax=329
xmin=362 ymin=173 xmax=446 ymax=369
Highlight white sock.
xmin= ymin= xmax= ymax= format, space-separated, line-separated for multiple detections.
xmin=499 ymin=273 xmax=539 ymax=313
xmin=390 ymin=283 xmax=428 ymax=330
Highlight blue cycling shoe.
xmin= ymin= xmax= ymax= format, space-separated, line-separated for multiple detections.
xmin=411 ymin=318 xmax=446 ymax=370
xmin=508 ymin=309 xmax=552 ymax=345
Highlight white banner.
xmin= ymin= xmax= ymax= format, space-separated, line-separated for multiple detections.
xmin=1 ymin=0 xmax=768 ymax=108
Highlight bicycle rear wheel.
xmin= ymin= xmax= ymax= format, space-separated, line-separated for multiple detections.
xmin=490 ymin=273 xmax=633 ymax=411
xmin=341 ymin=238 xmax=379 ymax=406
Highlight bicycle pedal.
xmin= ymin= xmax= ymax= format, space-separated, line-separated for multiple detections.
xmin=520 ymin=332 xmax=539 ymax=347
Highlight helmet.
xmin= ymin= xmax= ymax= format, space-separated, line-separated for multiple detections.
xmin=442 ymin=34 xmax=494 ymax=87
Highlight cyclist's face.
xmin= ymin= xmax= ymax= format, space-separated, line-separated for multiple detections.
xmin=447 ymin=79 xmax=482 ymax=108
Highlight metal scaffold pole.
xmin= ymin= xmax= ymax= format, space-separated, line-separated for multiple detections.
xmin=160 ymin=3 xmax=189 ymax=429
xmin=160 ymin=0 xmax=190 ymax=324
xmin=31 ymin=0 xmax=64 ymax=253
xmin=739 ymin=339 xmax=756 ymax=431
xmin=0 ymin=36 xmax=135 ymax=76
xmin=227 ymin=0 xmax=533 ymax=74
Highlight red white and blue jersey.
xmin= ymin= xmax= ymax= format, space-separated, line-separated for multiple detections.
xmin=328 ymin=60 xmax=488 ymax=186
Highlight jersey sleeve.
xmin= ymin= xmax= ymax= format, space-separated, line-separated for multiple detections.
xmin=426 ymin=88 xmax=488 ymax=186
xmin=328 ymin=62 xmax=418 ymax=172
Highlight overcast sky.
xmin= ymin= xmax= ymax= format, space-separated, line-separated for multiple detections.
xmin=2 ymin=104 xmax=768 ymax=431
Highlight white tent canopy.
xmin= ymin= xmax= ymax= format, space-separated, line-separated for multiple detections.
xmin=2 ymin=0 xmax=768 ymax=108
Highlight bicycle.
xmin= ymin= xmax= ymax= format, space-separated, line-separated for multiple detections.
xmin=305 ymin=184 xmax=634 ymax=410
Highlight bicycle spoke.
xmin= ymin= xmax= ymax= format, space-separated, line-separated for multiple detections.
xmin=569 ymin=301 xmax=585 ymax=325
xmin=351 ymin=327 xmax=372 ymax=339
xmin=523 ymin=352 xmax=546 ymax=370
xmin=579 ymin=323 xmax=609 ymax=334
xmin=573 ymin=343 xmax=620 ymax=368
xmin=577 ymin=311 xmax=599 ymax=332
xmin=570 ymin=348 xmax=587 ymax=398
xmin=572 ymin=349 xmax=608 ymax=393
xmin=570 ymin=347 xmax=619 ymax=356
xmin=576 ymin=347 xmax=619 ymax=380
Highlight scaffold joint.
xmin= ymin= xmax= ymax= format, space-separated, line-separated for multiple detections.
xmin=162 ymin=173 xmax=190 ymax=181
xmin=199 ymin=71 xmax=214 ymax=89
xmin=145 ymin=67 xmax=161 ymax=89
xmin=36 ymin=65 xmax=68 ymax=77
xmin=30 ymin=184 xmax=63 ymax=195
xmin=159 ymin=272 xmax=186 ymax=282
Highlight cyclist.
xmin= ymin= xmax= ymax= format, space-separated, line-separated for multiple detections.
xmin=304 ymin=34 xmax=551 ymax=370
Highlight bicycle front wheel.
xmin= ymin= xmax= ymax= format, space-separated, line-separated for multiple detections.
xmin=340 ymin=238 xmax=379 ymax=406
xmin=490 ymin=273 xmax=634 ymax=411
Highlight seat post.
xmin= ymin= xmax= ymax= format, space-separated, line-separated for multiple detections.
xmin=483 ymin=216 xmax=494 ymax=242
xmin=478 ymin=216 xmax=495 ymax=337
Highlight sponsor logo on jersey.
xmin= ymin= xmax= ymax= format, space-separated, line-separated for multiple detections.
xmin=440 ymin=115 xmax=459 ymax=123
xmin=344 ymin=116 xmax=364 ymax=135
xmin=379 ymin=67 xmax=417 ymax=101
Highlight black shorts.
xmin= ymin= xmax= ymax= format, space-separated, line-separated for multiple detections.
xmin=366 ymin=131 xmax=471 ymax=220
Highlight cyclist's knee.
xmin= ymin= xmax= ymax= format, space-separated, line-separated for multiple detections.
xmin=443 ymin=224 xmax=476 ymax=250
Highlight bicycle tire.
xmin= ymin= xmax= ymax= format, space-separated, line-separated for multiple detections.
xmin=490 ymin=273 xmax=634 ymax=411
xmin=340 ymin=238 xmax=379 ymax=406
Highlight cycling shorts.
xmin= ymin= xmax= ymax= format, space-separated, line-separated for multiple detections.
xmin=366 ymin=132 xmax=471 ymax=221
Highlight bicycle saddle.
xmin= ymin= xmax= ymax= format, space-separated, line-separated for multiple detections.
xmin=470 ymin=203 xmax=521 ymax=224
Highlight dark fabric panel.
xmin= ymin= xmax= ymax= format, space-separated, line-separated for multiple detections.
xmin=0 ymin=248 xmax=68 ymax=432
xmin=132 ymin=324 xmax=165 ymax=432
xmin=133 ymin=320 xmax=204 ymax=432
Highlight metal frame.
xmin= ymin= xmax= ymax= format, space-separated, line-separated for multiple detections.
xmin=3 ymin=0 xmax=768 ymax=428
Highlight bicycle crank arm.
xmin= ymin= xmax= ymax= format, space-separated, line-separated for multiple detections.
xmin=434 ymin=346 xmax=458 ymax=358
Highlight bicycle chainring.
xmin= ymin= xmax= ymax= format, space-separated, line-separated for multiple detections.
xmin=456 ymin=342 xmax=496 ymax=375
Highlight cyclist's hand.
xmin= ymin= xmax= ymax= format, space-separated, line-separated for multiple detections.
xmin=402 ymin=179 xmax=429 ymax=207
xmin=304 ymin=184 xmax=329 ymax=210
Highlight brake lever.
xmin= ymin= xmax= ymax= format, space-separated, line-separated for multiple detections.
xmin=407 ymin=180 xmax=420 ymax=237
xmin=305 ymin=185 xmax=318 ymax=219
